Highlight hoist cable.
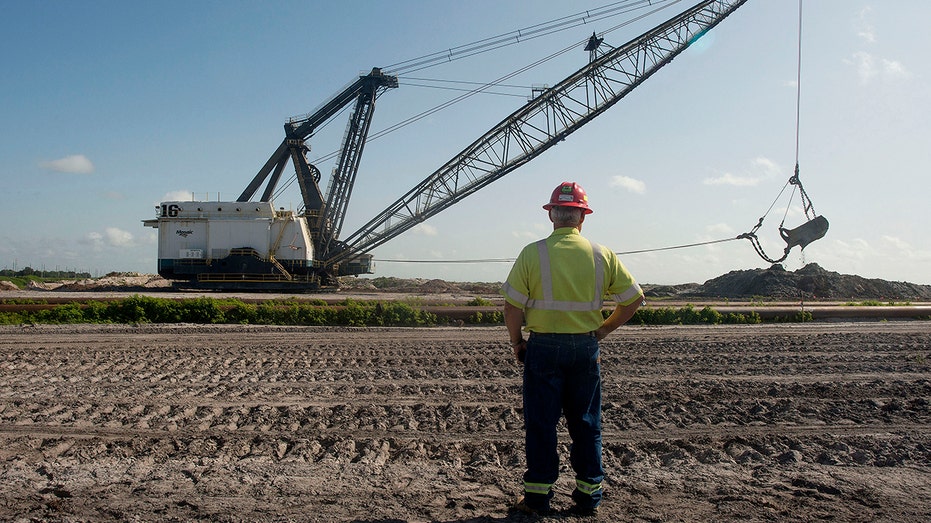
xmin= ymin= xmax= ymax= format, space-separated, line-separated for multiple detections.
xmin=305 ymin=0 xmax=681 ymax=165
xmin=374 ymin=258 xmax=516 ymax=264
xmin=402 ymin=77 xmax=530 ymax=90
xmin=373 ymin=236 xmax=742 ymax=264
xmin=383 ymin=0 xmax=678 ymax=76
xmin=785 ymin=0 xmax=806 ymax=225
xmin=302 ymin=52 xmax=571 ymax=169
xmin=400 ymin=81 xmax=528 ymax=98
xmin=739 ymin=0 xmax=815 ymax=264
xmin=368 ymin=46 xmax=576 ymax=143
xmin=616 ymin=236 xmax=740 ymax=256
xmin=789 ymin=0 xmax=818 ymax=221
xmin=794 ymin=0 xmax=803 ymax=168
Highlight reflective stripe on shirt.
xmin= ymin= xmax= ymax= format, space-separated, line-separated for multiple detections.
xmin=524 ymin=238 xmax=605 ymax=312
xmin=611 ymin=283 xmax=644 ymax=305
xmin=501 ymin=227 xmax=643 ymax=333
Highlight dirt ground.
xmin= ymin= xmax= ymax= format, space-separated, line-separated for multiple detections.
xmin=1 ymin=322 xmax=929 ymax=522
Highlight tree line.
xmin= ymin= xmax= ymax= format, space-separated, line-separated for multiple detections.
xmin=1 ymin=268 xmax=93 ymax=279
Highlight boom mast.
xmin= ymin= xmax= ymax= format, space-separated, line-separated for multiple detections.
xmin=237 ymin=68 xmax=398 ymax=264
xmin=329 ymin=0 xmax=748 ymax=267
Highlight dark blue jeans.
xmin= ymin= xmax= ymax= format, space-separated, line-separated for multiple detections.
xmin=522 ymin=332 xmax=604 ymax=511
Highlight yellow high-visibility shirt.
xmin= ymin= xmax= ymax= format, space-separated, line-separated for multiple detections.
xmin=501 ymin=227 xmax=642 ymax=334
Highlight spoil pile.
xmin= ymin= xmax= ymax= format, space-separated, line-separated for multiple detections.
xmin=338 ymin=276 xmax=500 ymax=296
xmin=15 ymin=275 xmax=172 ymax=292
xmin=55 ymin=274 xmax=172 ymax=292
xmin=685 ymin=263 xmax=931 ymax=300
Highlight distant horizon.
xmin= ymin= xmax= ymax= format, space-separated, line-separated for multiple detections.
xmin=4 ymin=260 xmax=930 ymax=289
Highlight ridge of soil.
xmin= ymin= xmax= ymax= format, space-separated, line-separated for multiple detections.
xmin=1 ymin=322 xmax=929 ymax=521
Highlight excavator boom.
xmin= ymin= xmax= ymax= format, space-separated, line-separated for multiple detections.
xmin=329 ymin=0 xmax=748 ymax=267
xmin=237 ymin=68 xmax=398 ymax=205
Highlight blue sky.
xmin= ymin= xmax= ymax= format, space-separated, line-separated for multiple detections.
xmin=2 ymin=1 xmax=928 ymax=285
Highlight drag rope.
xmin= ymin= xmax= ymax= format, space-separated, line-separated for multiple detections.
xmin=373 ymin=236 xmax=741 ymax=264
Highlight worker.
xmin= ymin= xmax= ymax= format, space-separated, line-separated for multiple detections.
xmin=501 ymin=181 xmax=643 ymax=516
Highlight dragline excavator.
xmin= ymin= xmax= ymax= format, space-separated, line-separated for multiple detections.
xmin=145 ymin=0 xmax=811 ymax=290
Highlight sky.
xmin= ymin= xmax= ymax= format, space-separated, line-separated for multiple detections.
xmin=1 ymin=0 xmax=928 ymax=286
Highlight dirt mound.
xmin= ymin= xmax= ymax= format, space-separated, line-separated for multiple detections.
xmin=51 ymin=275 xmax=171 ymax=292
xmin=687 ymin=263 xmax=931 ymax=300
xmin=339 ymin=276 xmax=500 ymax=296
xmin=2 ymin=275 xmax=172 ymax=293
xmin=25 ymin=280 xmax=62 ymax=291
xmin=642 ymin=282 xmax=701 ymax=298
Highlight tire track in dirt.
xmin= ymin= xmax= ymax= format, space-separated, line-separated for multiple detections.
xmin=0 ymin=322 xmax=929 ymax=521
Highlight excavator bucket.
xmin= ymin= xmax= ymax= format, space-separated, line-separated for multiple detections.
xmin=780 ymin=215 xmax=829 ymax=251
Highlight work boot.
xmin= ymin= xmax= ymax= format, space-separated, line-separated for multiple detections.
xmin=566 ymin=503 xmax=599 ymax=517
xmin=513 ymin=496 xmax=550 ymax=517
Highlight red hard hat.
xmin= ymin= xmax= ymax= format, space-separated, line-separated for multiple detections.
xmin=543 ymin=182 xmax=593 ymax=214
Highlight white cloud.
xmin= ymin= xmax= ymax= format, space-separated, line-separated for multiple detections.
xmin=609 ymin=175 xmax=646 ymax=194
xmin=412 ymin=223 xmax=438 ymax=236
xmin=705 ymin=223 xmax=735 ymax=236
xmin=846 ymin=51 xmax=910 ymax=84
xmin=83 ymin=228 xmax=135 ymax=248
xmin=880 ymin=236 xmax=930 ymax=262
xmin=881 ymin=235 xmax=911 ymax=251
xmin=881 ymin=59 xmax=909 ymax=80
xmin=511 ymin=230 xmax=539 ymax=240
xmin=39 ymin=154 xmax=95 ymax=174
xmin=85 ymin=232 xmax=104 ymax=246
xmin=105 ymin=227 xmax=135 ymax=247
xmin=828 ymin=238 xmax=874 ymax=262
xmin=703 ymin=172 xmax=760 ymax=187
xmin=704 ymin=157 xmax=782 ymax=187
xmin=847 ymin=51 xmax=875 ymax=82
xmin=751 ymin=157 xmax=782 ymax=178
xmin=855 ymin=7 xmax=876 ymax=44
xmin=844 ymin=10 xmax=910 ymax=85
xmin=161 ymin=190 xmax=195 ymax=203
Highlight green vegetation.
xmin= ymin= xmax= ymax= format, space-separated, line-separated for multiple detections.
xmin=0 ymin=296 xmax=437 ymax=327
xmin=467 ymin=310 xmax=504 ymax=324
xmin=1 ymin=267 xmax=94 ymax=278
xmin=10 ymin=297 xmax=893 ymax=327
xmin=466 ymin=297 xmax=494 ymax=307
xmin=1 ymin=267 xmax=93 ymax=288
xmin=628 ymin=304 xmax=762 ymax=325
xmin=772 ymin=310 xmax=814 ymax=323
